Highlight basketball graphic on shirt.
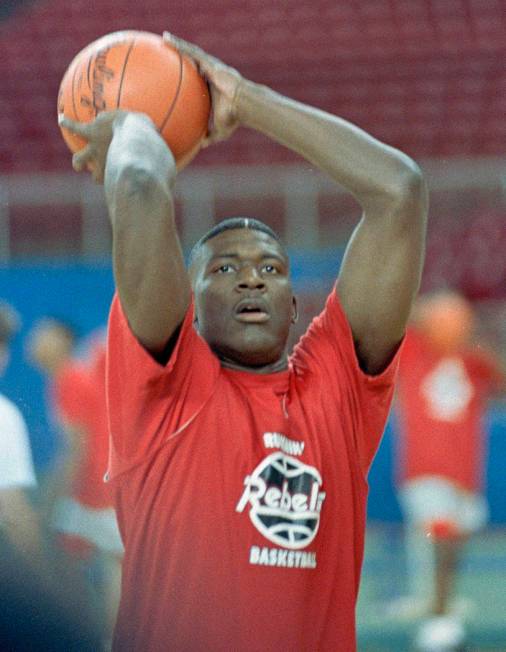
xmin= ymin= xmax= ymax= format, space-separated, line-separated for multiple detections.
xmin=236 ymin=452 xmax=326 ymax=549
xmin=421 ymin=358 xmax=474 ymax=421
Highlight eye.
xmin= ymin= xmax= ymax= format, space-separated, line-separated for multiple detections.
xmin=215 ymin=263 xmax=235 ymax=273
xmin=262 ymin=264 xmax=279 ymax=274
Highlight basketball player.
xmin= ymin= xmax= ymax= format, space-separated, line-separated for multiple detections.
xmin=393 ymin=291 xmax=504 ymax=651
xmin=60 ymin=34 xmax=428 ymax=651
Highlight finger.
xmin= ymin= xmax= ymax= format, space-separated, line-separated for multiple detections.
xmin=59 ymin=115 xmax=90 ymax=138
xmin=195 ymin=58 xmax=216 ymax=79
xmin=72 ymin=145 xmax=95 ymax=172
xmin=162 ymin=32 xmax=209 ymax=65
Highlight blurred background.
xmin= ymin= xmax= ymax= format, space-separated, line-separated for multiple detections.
xmin=0 ymin=0 xmax=505 ymax=650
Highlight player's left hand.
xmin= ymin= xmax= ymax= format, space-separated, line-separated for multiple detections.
xmin=59 ymin=111 xmax=153 ymax=183
xmin=163 ymin=32 xmax=243 ymax=147
xmin=58 ymin=111 xmax=123 ymax=183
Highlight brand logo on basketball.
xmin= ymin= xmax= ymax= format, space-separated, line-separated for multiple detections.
xmin=236 ymin=452 xmax=326 ymax=550
xmin=91 ymin=46 xmax=115 ymax=113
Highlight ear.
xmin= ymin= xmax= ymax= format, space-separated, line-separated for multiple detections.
xmin=291 ymin=296 xmax=299 ymax=324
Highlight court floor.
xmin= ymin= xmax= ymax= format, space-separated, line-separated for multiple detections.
xmin=357 ymin=523 xmax=506 ymax=651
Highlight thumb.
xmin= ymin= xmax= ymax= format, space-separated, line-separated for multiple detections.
xmin=59 ymin=115 xmax=90 ymax=138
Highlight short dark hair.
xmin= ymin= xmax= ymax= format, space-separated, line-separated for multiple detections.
xmin=0 ymin=301 xmax=21 ymax=345
xmin=188 ymin=217 xmax=283 ymax=268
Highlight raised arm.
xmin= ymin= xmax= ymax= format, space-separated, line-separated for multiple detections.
xmin=59 ymin=112 xmax=191 ymax=355
xmin=237 ymin=88 xmax=427 ymax=374
xmin=168 ymin=35 xmax=428 ymax=374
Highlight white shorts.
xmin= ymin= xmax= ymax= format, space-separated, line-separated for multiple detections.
xmin=53 ymin=497 xmax=124 ymax=555
xmin=399 ymin=476 xmax=488 ymax=535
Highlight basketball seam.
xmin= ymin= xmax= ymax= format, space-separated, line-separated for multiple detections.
xmin=116 ymin=39 xmax=136 ymax=108
xmin=86 ymin=54 xmax=93 ymax=97
xmin=158 ymin=50 xmax=184 ymax=135
xmin=70 ymin=61 xmax=80 ymax=121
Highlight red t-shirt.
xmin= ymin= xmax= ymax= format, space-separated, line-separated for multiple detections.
xmin=53 ymin=345 xmax=112 ymax=509
xmin=396 ymin=328 xmax=503 ymax=491
xmin=107 ymin=290 xmax=399 ymax=652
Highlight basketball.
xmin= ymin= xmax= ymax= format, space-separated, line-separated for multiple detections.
xmin=57 ymin=30 xmax=211 ymax=166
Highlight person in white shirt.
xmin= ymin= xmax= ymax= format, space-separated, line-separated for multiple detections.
xmin=0 ymin=301 xmax=103 ymax=651
xmin=0 ymin=301 xmax=42 ymax=564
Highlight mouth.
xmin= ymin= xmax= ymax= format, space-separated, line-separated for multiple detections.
xmin=234 ymin=299 xmax=270 ymax=323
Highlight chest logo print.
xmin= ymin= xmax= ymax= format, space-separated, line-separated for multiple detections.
xmin=236 ymin=452 xmax=326 ymax=550
xmin=421 ymin=358 xmax=474 ymax=421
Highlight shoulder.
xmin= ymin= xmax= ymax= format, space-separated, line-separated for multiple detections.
xmin=56 ymin=359 xmax=89 ymax=384
xmin=0 ymin=393 xmax=25 ymax=424
xmin=292 ymin=289 xmax=372 ymax=376
xmin=292 ymin=290 xmax=400 ymax=391
xmin=54 ymin=361 xmax=93 ymax=403
xmin=292 ymin=291 xmax=351 ymax=359
xmin=464 ymin=346 xmax=504 ymax=385
xmin=0 ymin=393 xmax=29 ymax=443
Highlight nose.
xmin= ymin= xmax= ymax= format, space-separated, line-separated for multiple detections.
xmin=236 ymin=265 xmax=265 ymax=291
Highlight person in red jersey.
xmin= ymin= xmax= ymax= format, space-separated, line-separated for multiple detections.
xmin=51 ymin=339 xmax=122 ymax=554
xmin=60 ymin=32 xmax=428 ymax=652
xmin=28 ymin=322 xmax=123 ymax=646
xmin=393 ymin=291 xmax=504 ymax=651
xmin=52 ymin=339 xmax=123 ymax=646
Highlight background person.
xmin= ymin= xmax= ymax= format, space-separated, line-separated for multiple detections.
xmin=0 ymin=302 xmax=101 ymax=650
xmin=26 ymin=318 xmax=77 ymax=512
xmin=393 ymin=290 xmax=505 ymax=651
xmin=0 ymin=301 xmax=42 ymax=570
xmin=28 ymin=320 xmax=123 ymax=648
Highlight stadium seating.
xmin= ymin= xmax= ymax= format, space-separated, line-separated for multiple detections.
xmin=0 ymin=0 xmax=505 ymax=174
xmin=1 ymin=0 xmax=505 ymax=307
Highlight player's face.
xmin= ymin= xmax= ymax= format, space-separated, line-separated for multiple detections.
xmin=191 ymin=229 xmax=296 ymax=370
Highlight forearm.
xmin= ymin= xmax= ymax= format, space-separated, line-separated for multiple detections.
xmin=104 ymin=113 xmax=176 ymax=211
xmin=104 ymin=113 xmax=191 ymax=351
xmin=237 ymin=81 xmax=422 ymax=211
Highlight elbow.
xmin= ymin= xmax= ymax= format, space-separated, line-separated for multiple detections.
xmin=387 ymin=157 xmax=428 ymax=217
xmin=114 ymin=163 xmax=170 ymax=201
xmin=398 ymin=158 xmax=427 ymax=201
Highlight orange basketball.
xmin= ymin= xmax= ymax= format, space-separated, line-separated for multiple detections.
xmin=57 ymin=30 xmax=211 ymax=166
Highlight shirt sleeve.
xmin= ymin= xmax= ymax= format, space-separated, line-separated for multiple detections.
xmin=291 ymin=289 xmax=402 ymax=475
xmin=0 ymin=397 xmax=37 ymax=490
xmin=106 ymin=294 xmax=220 ymax=480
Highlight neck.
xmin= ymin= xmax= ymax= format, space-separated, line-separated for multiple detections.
xmin=218 ymin=353 xmax=288 ymax=375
